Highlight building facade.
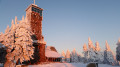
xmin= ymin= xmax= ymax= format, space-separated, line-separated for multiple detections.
xmin=26 ymin=4 xmax=46 ymax=63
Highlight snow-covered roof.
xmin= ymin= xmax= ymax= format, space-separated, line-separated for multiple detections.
xmin=45 ymin=46 xmax=62 ymax=58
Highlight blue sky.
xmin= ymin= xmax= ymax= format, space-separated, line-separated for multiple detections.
xmin=0 ymin=0 xmax=120 ymax=55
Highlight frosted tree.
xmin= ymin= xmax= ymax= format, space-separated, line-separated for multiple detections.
xmin=116 ymin=38 xmax=120 ymax=65
xmin=4 ymin=16 xmax=34 ymax=67
xmin=14 ymin=16 xmax=34 ymax=63
xmin=77 ymin=52 xmax=81 ymax=62
xmin=0 ymin=32 xmax=4 ymax=43
xmin=87 ymin=37 xmax=96 ymax=62
xmin=71 ymin=48 xmax=79 ymax=63
xmin=83 ymin=43 xmax=88 ymax=63
xmin=88 ymin=49 xmax=96 ymax=62
xmin=88 ymin=37 xmax=95 ymax=50
xmin=105 ymin=41 xmax=111 ymax=51
xmin=104 ymin=41 xmax=114 ymax=65
xmin=94 ymin=41 xmax=104 ymax=63
xmin=83 ymin=43 xmax=87 ymax=52
xmin=65 ymin=49 xmax=71 ymax=62
xmin=5 ymin=25 xmax=10 ymax=34
xmin=3 ymin=20 xmax=15 ymax=50
xmin=95 ymin=41 xmax=100 ymax=51
xmin=3 ymin=20 xmax=16 ymax=67
xmin=61 ymin=50 xmax=66 ymax=62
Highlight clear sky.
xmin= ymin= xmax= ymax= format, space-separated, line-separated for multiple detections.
xmin=0 ymin=0 xmax=120 ymax=55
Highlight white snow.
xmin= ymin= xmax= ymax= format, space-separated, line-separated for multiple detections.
xmin=28 ymin=63 xmax=120 ymax=67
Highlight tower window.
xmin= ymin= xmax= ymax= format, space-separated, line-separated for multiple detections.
xmin=32 ymin=7 xmax=42 ymax=16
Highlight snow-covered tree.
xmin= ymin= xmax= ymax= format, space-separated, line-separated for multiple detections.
xmin=82 ymin=38 xmax=104 ymax=63
xmin=65 ymin=49 xmax=71 ymax=62
xmin=3 ymin=19 xmax=16 ymax=67
xmin=104 ymin=41 xmax=114 ymax=64
xmin=88 ymin=37 xmax=95 ymax=50
xmin=3 ymin=16 xmax=34 ymax=67
xmin=61 ymin=50 xmax=66 ymax=62
xmin=3 ymin=20 xmax=15 ymax=51
xmin=88 ymin=48 xmax=96 ymax=62
xmin=116 ymin=39 xmax=120 ymax=64
xmin=0 ymin=32 xmax=4 ymax=43
xmin=14 ymin=16 xmax=34 ymax=63
xmin=83 ymin=43 xmax=88 ymax=63
xmin=95 ymin=41 xmax=100 ymax=51
xmin=71 ymin=48 xmax=79 ymax=63
xmin=77 ymin=52 xmax=82 ymax=62
xmin=83 ymin=43 xmax=87 ymax=52
xmin=94 ymin=41 xmax=104 ymax=63
xmin=87 ymin=37 xmax=96 ymax=62
xmin=97 ymin=52 xmax=104 ymax=63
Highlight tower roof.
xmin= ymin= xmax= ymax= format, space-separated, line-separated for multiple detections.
xmin=26 ymin=4 xmax=43 ymax=11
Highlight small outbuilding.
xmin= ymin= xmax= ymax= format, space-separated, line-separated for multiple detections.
xmin=45 ymin=46 xmax=62 ymax=62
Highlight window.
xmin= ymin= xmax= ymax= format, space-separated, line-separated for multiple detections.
xmin=32 ymin=7 xmax=42 ymax=16
xmin=39 ymin=10 xmax=42 ymax=16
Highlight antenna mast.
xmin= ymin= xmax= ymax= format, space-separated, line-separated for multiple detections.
xmin=34 ymin=0 xmax=35 ymax=5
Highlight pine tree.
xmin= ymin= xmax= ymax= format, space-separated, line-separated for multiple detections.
xmin=88 ymin=37 xmax=95 ymax=50
xmin=14 ymin=17 xmax=34 ymax=63
xmin=71 ymin=48 xmax=79 ymax=63
xmin=4 ymin=19 xmax=16 ymax=67
xmin=94 ymin=41 xmax=104 ymax=63
xmin=77 ymin=52 xmax=81 ymax=62
xmin=0 ymin=32 xmax=4 ymax=43
xmin=83 ymin=43 xmax=88 ymax=63
xmin=88 ymin=37 xmax=96 ymax=62
xmin=104 ymin=41 xmax=114 ymax=64
xmin=83 ymin=43 xmax=87 ymax=52
xmin=4 ymin=16 xmax=34 ymax=67
xmin=116 ymin=39 xmax=120 ymax=64
xmin=61 ymin=50 xmax=66 ymax=62
xmin=95 ymin=41 xmax=100 ymax=51
xmin=65 ymin=49 xmax=71 ymax=62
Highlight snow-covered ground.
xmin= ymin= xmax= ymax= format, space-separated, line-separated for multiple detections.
xmin=29 ymin=63 xmax=120 ymax=67
xmin=0 ymin=63 xmax=119 ymax=67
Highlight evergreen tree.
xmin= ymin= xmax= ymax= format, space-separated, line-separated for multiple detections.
xmin=61 ymin=50 xmax=66 ymax=62
xmin=95 ymin=41 xmax=100 ymax=51
xmin=4 ymin=19 xmax=16 ymax=67
xmin=116 ymin=39 xmax=120 ymax=64
xmin=0 ymin=32 xmax=4 ymax=43
xmin=88 ymin=37 xmax=95 ymax=50
xmin=77 ymin=52 xmax=81 ymax=62
xmin=94 ymin=41 xmax=104 ymax=63
xmin=88 ymin=37 xmax=96 ymax=62
xmin=71 ymin=48 xmax=79 ymax=63
xmin=65 ymin=49 xmax=71 ymax=62
xmin=3 ymin=16 xmax=34 ymax=67
xmin=83 ymin=43 xmax=88 ymax=63
xmin=104 ymin=41 xmax=114 ymax=64
xmin=14 ymin=16 xmax=34 ymax=63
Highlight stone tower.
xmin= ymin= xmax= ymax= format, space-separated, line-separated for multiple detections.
xmin=26 ymin=4 xmax=46 ymax=63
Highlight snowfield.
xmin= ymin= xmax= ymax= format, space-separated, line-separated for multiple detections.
xmin=29 ymin=63 xmax=120 ymax=67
